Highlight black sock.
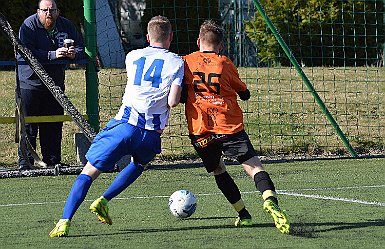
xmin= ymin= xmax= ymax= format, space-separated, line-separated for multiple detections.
xmin=254 ymin=171 xmax=278 ymax=205
xmin=238 ymin=208 xmax=251 ymax=219
xmin=214 ymin=171 xmax=252 ymax=217
xmin=266 ymin=196 xmax=278 ymax=205
xmin=215 ymin=171 xmax=241 ymax=204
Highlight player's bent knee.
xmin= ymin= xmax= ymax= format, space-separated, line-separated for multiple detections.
xmin=81 ymin=162 xmax=102 ymax=180
xmin=242 ymin=162 xmax=265 ymax=177
xmin=241 ymin=156 xmax=263 ymax=168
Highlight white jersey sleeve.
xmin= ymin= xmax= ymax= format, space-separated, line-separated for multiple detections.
xmin=115 ymin=46 xmax=184 ymax=130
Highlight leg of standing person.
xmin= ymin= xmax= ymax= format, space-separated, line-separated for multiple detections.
xmin=39 ymin=90 xmax=63 ymax=166
xmin=18 ymin=88 xmax=40 ymax=170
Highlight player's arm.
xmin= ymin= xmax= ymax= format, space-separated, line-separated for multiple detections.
xmin=168 ymin=84 xmax=182 ymax=107
xmin=226 ymin=59 xmax=250 ymax=101
xmin=179 ymin=58 xmax=189 ymax=104
xmin=168 ymin=60 xmax=184 ymax=107
xmin=179 ymin=77 xmax=188 ymax=104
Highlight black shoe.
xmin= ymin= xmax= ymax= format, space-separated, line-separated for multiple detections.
xmin=58 ymin=162 xmax=70 ymax=167
xmin=19 ymin=165 xmax=32 ymax=171
xmin=46 ymin=162 xmax=70 ymax=168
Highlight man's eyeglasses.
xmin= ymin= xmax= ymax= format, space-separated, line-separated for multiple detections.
xmin=39 ymin=8 xmax=58 ymax=14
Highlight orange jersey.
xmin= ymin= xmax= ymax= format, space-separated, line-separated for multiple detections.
xmin=183 ymin=51 xmax=247 ymax=135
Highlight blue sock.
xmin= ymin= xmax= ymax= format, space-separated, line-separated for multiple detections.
xmin=103 ymin=162 xmax=144 ymax=200
xmin=62 ymin=174 xmax=93 ymax=220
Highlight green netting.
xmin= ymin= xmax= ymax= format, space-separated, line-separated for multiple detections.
xmin=95 ymin=0 xmax=385 ymax=160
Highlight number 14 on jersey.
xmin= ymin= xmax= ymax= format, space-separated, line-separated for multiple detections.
xmin=133 ymin=57 xmax=164 ymax=88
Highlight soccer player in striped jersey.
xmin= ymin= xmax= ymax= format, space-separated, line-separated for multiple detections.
xmin=181 ymin=20 xmax=290 ymax=234
xmin=50 ymin=16 xmax=184 ymax=237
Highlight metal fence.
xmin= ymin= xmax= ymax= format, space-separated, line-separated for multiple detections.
xmin=96 ymin=0 xmax=385 ymax=160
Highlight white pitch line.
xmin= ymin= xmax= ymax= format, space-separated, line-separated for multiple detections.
xmin=278 ymin=191 xmax=385 ymax=207
xmin=0 ymin=201 xmax=65 ymax=207
xmin=281 ymin=184 xmax=385 ymax=192
xmin=1 ymin=185 xmax=384 ymax=207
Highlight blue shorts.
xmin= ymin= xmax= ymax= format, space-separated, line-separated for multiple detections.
xmin=85 ymin=119 xmax=161 ymax=171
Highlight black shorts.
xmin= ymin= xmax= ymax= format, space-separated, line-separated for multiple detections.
xmin=189 ymin=130 xmax=258 ymax=173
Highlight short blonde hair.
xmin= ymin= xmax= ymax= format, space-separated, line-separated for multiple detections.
xmin=199 ymin=20 xmax=224 ymax=46
xmin=147 ymin=16 xmax=172 ymax=42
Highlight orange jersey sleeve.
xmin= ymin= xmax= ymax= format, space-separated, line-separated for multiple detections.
xmin=183 ymin=51 xmax=247 ymax=135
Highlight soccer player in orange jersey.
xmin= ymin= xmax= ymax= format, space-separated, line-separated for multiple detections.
xmin=182 ymin=20 xmax=290 ymax=234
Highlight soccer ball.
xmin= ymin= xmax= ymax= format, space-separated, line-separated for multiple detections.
xmin=168 ymin=190 xmax=197 ymax=218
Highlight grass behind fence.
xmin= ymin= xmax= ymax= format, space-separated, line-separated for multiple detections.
xmin=0 ymin=66 xmax=384 ymax=168
xmin=0 ymin=69 xmax=87 ymax=168
xmin=99 ymin=66 xmax=385 ymax=158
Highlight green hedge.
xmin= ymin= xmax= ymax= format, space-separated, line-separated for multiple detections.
xmin=0 ymin=0 xmax=83 ymax=61
xmin=141 ymin=0 xmax=220 ymax=56
xmin=245 ymin=0 xmax=384 ymax=66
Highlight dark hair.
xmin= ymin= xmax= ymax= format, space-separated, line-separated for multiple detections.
xmin=199 ymin=20 xmax=224 ymax=46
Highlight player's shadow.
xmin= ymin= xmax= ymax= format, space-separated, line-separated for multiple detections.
xmin=188 ymin=216 xmax=234 ymax=220
xmin=314 ymin=219 xmax=385 ymax=232
xmin=71 ymin=216 xmax=268 ymax=238
xmin=290 ymin=219 xmax=385 ymax=238
xmin=70 ymin=218 xmax=385 ymax=238
xmin=73 ymin=224 xmax=269 ymax=238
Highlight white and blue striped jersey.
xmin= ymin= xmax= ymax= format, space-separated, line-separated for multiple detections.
xmin=115 ymin=46 xmax=184 ymax=130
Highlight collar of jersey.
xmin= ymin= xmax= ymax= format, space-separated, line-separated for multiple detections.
xmin=149 ymin=45 xmax=168 ymax=50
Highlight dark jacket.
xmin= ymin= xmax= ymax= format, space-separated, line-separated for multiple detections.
xmin=17 ymin=13 xmax=85 ymax=91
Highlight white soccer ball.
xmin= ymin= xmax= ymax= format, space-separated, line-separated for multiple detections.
xmin=168 ymin=190 xmax=197 ymax=218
